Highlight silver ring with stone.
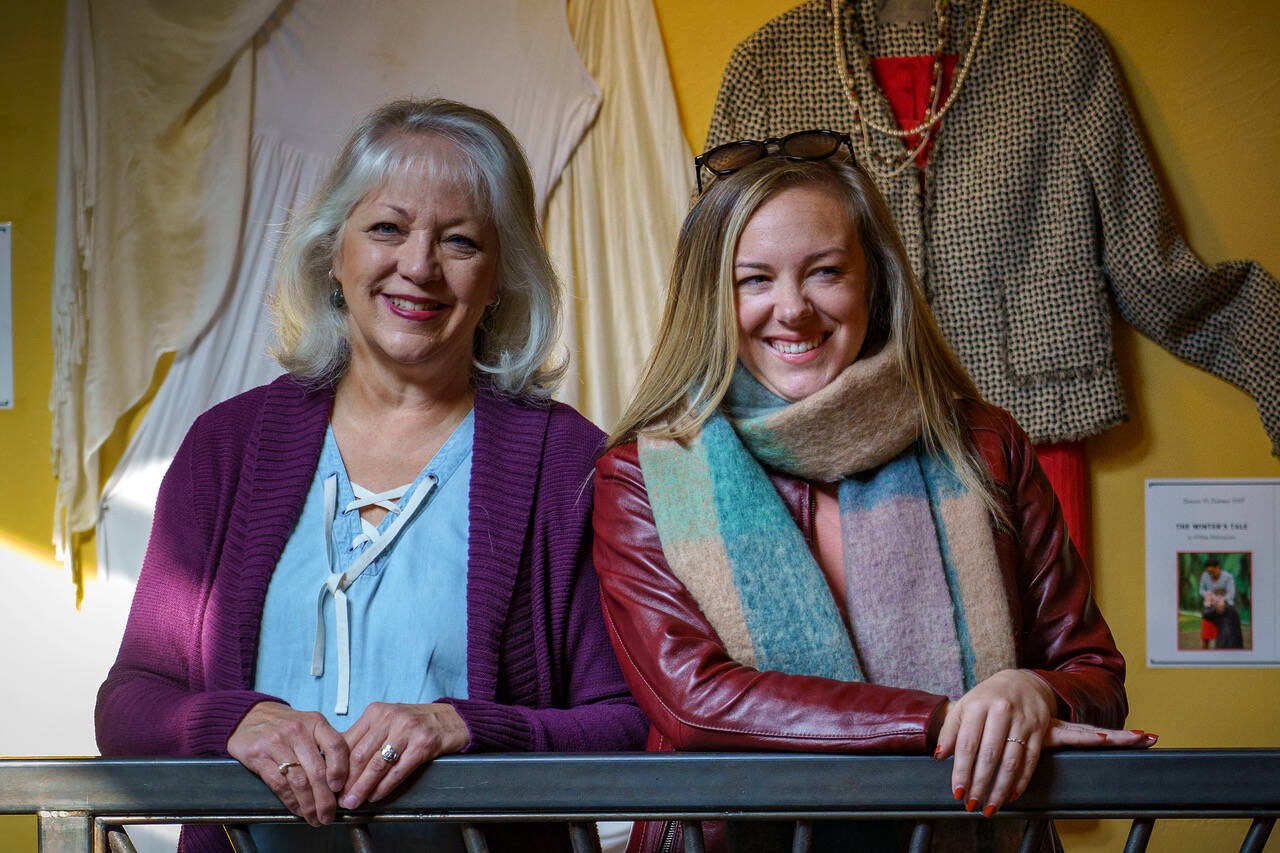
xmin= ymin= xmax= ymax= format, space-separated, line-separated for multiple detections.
xmin=1005 ymin=736 xmax=1026 ymax=746
xmin=380 ymin=743 xmax=400 ymax=764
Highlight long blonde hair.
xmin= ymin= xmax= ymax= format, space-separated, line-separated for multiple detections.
xmin=611 ymin=156 xmax=1000 ymax=515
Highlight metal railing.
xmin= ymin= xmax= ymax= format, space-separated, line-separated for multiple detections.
xmin=1 ymin=750 xmax=1277 ymax=852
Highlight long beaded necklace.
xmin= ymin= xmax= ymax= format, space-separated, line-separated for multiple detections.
xmin=831 ymin=0 xmax=990 ymax=176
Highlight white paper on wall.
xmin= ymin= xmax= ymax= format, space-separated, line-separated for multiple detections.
xmin=1146 ymin=479 xmax=1280 ymax=666
xmin=0 ymin=223 xmax=12 ymax=409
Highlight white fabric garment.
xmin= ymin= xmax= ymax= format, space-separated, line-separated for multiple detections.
xmin=52 ymin=0 xmax=280 ymax=559
xmin=95 ymin=0 xmax=601 ymax=580
xmin=546 ymin=0 xmax=695 ymax=428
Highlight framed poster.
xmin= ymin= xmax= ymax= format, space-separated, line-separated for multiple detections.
xmin=1145 ymin=479 xmax=1279 ymax=667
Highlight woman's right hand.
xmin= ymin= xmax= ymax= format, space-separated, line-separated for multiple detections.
xmin=227 ymin=701 xmax=350 ymax=826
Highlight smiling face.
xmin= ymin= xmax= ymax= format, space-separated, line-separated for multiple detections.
xmin=333 ymin=135 xmax=499 ymax=387
xmin=733 ymin=184 xmax=870 ymax=403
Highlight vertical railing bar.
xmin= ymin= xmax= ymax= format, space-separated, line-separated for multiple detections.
xmin=347 ymin=823 xmax=377 ymax=853
xmin=1122 ymin=817 xmax=1155 ymax=853
xmin=224 ymin=825 xmax=260 ymax=853
xmin=104 ymin=827 xmax=137 ymax=853
xmin=92 ymin=818 xmax=110 ymax=853
xmin=681 ymin=820 xmax=706 ymax=853
xmin=791 ymin=819 xmax=813 ymax=853
xmin=567 ymin=821 xmax=603 ymax=853
xmin=460 ymin=823 xmax=491 ymax=853
xmin=908 ymin=820 xmax=933 ymax=853
xmin=37 ymin=811 xmax=93 ymax=853
xmin=1016 ymin=819 xmax=1048 ymax=853
xmin=1240 ymin=818 xmax=1275 ymax=853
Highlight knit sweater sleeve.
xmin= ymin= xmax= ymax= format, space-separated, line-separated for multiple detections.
xmin=439 ymin=401 xmax=648 ymax=754
xmin=1066 ymin=11 xmax=1280 ymax=454
xmin=440 ymin=543 xmax=649 ymax=755
xmin=95 ymin=406 xmax=282 ymax=758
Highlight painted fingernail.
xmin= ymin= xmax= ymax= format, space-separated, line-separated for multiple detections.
xmin=965 ymin=798 xmax=978 ymax=812
xmin=340 ymin=795 xmax=357 ymax=810
xmin=1097 ymin=733 xmax=1108 ymax=740
xmin=934 ymin=746 xmax=941 ymax=759
xmin=1009 ymin=791 xmax=1020 ymax=803
xmin=954 ymin=786 xmax=965 ymax=801
xmin=983 ymin=804 xmax=997 ymax=818
xmin=1144 ymin=733 xmax=1159 ymax=742
xmin=1129 ymin=729 xmax=1145 ymax=735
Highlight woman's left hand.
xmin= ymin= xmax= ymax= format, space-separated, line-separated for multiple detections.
xmin=337 ymin=702 xmax=471 ymax=810
xmin=933 ymin=669 xmax=1153 ymax=816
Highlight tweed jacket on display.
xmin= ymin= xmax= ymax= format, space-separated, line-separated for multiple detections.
xmin=96 ymin=374 xmax=647 ymax=853
xmin=707 ymin=0 xmax=1280 ymax=452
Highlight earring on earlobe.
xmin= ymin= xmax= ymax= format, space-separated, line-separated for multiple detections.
xmin=488 ymin=293 xmax=502 ymax=312
xmin=328 ymin=269 xmax=346 ymax=309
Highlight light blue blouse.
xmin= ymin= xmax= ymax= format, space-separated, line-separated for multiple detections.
xmin=254 ymin=412 xmax=473 ymax=729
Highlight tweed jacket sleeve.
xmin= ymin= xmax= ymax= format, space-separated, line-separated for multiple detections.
xmin=706 ymin=0 xmax=1280 ymax=454
xmin=1065 ymin=19 xmax=1280 ymax=454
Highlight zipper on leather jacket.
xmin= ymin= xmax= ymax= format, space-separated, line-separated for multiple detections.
xmin=659 ymin=820 xmax=677 ymax=853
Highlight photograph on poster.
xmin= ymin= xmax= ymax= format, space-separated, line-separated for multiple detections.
xmin=1145 ymin=479 xmax=1278 ymax=667
xmin=1176 ymin=552 xmax=1251 ymax=652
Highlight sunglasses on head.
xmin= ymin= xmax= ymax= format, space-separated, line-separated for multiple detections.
xmin=693 ymin=130 xmax=855 ymax=193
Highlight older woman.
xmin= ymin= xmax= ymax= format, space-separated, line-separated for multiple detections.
xmin=96 ymin=99 xmax=647 ymax=851
xmin=593 ymin=133 xmax=1153 ymax=852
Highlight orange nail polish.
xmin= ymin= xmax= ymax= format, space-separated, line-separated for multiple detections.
xmin=1129 ymin=729 xmax=1145 ymax=735
xmin=966 ymin=798 xmax=978 ymax=812
xmin=982 ymin=804 xmax=997 ymax=818
xmin=954 ymin=786 xmax=965 ymax=801
xmin=1009 ymin=791 xmax=1020 ymax=803
xmin=1097 ymin=733 xmax=1108 ymax=739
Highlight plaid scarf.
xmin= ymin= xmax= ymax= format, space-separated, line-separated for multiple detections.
xmin=638 ymin=345 xmax=1015 ymax=696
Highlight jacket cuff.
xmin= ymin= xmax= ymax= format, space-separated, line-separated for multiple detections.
xmin=1026 ymin=669 xmax=1075 ymax=721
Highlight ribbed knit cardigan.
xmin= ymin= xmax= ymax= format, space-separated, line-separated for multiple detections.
xmin=95 ymin=374 xmax=647 ymax=852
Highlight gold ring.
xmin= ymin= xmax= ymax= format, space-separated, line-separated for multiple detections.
xmin=278 ymin=760 xmax=301 ymax=775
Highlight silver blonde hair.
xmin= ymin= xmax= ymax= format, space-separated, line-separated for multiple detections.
xmin=611 ymin=155 xmax=1001 ymax=517
xmin=270 ymin=98 xmax=563 ymax=398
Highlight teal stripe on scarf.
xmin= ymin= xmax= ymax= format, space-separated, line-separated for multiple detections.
xmin=919 ymin=450 xmax=979 ymax=690
xmin=702 ymin=416 xmax=860 ymax=680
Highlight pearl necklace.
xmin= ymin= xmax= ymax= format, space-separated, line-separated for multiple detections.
xmin=831 ymin=0 xmax=989 ymax=175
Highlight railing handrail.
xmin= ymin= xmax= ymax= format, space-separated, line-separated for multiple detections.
xmin=2 ymin=750 xmax=1278 ymax=821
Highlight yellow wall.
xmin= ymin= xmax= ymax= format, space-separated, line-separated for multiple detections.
xmin=0 ymin=0 xmax=1275 ymax=849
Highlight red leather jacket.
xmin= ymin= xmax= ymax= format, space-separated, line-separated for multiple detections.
xmin=592 ymin=401 xmax=1127 ymax=851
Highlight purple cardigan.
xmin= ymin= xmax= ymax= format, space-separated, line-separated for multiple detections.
xmin=96 ymin=375 xmax=647 ymax=850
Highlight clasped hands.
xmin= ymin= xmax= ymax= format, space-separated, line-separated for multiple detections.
xmin=932 ymin=669 xmax=1157 ymax=817
xmin=227 ymin=701 xmax=470 ymax=826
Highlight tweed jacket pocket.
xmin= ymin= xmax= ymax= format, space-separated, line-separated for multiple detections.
xmin=1002 ymin=266 xmax=1112 ymax=386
